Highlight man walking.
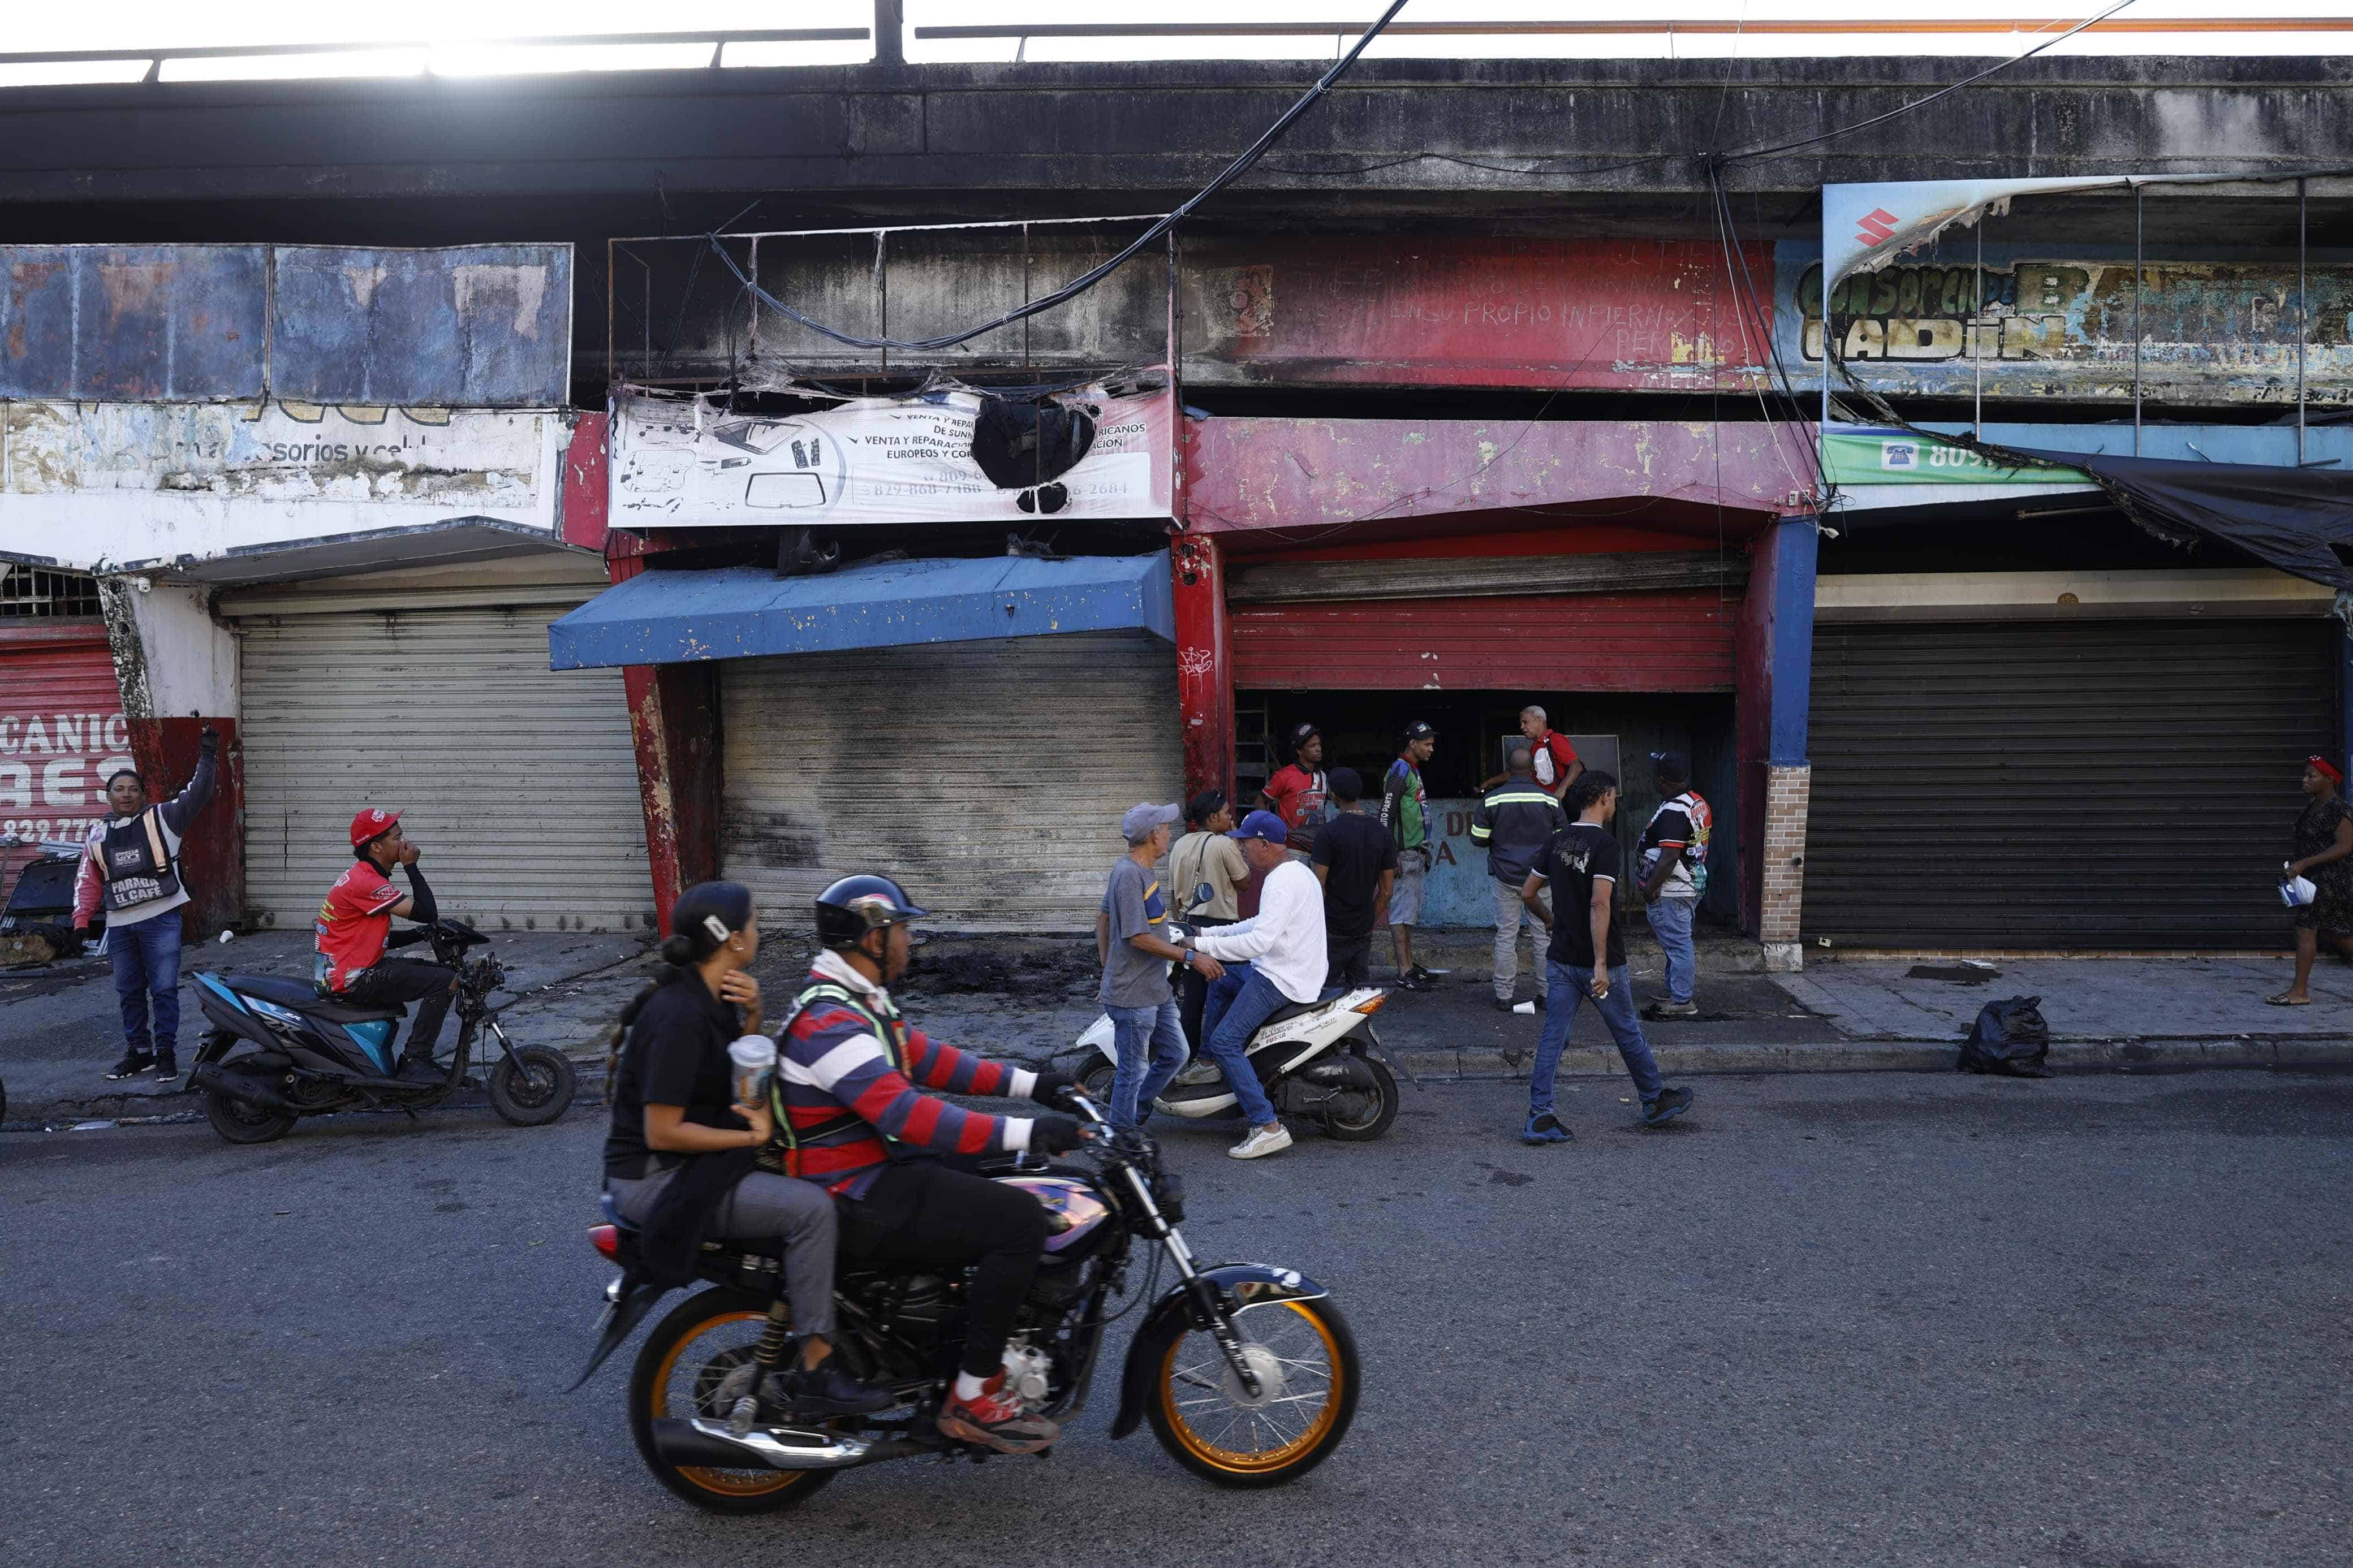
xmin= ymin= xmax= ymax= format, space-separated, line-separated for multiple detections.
xmin=1637 ymin=750 xmax=1713 ymax=1020
xmin=315 ymin=809 xmax=454 ymax=1085
xmin=1260 ymin=722 xmax=1330 ymax=858
xmin=1518 ymin=771 xmax=1693 ymax=1144
xmin=73 ymin=725 xmax=221 ymax=1083
xmin=1094 ymin=802 xmax=1219 ymax=1131
xmin=1312 ymin=767 xmax=1395 ymax=988
xmin=1472 ymin=745 xmax=1566 ymax=1011
xmin=1184 ymin=810 xmax=1329 ymax=1160
xmin=1380 ymin=720 xmax=1437 ymax=989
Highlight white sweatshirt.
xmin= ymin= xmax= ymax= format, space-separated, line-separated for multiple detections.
xmin=1192 ymin=858 xmax=1329 ymax=1003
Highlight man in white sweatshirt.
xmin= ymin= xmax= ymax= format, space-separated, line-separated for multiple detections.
xmin=1181 ymin=809 xmax=1329 ymax=1160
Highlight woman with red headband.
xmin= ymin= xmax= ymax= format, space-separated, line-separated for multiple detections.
xmin=2271 ymin=755 xmax=2353 ymax=1005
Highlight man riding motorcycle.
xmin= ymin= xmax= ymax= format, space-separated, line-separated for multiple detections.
xmin=776 ymin=874 xmax=1087 ymax=1455
xmin=313 ymin=808 xmax=453 ymax=1085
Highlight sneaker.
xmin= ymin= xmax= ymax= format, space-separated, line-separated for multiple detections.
xmin=766 ymin=1360 xmax=894 ymax=1416
xmin=1406 ymin=965 xmax=1433 ymax=987
xmin=152 ymin=1052 xmax=180 ymax=1084
xmin=937 ymin=1372 xmax=1059 ymax=1455
xmin=1228 ymin=1122 xmax=1294 ymax=1160
xmin=393 ymin=1056 xmax=443 ymax=1086
xmin=1641 ymin=1086 xmax=1694 ymax=1127
xmin=1643 ymin=1000 xmax=1700 ymax=1020
xmin=1492 ymin=997 xmax=1521 ymax=1013
xmin=1522 ymin=1112 xmax=1574 ymax=1145
xmin=105 ymin=1052 xmax=156 ymax=1081
xmin=1171 ymin=1057 xmax=1222 ymax=1088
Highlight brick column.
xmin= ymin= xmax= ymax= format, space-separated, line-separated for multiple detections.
xmin=1760 ymin=763 xmax=1812 ymax=967
xmin=1736 ymin=516 xmax=1817 ymax=972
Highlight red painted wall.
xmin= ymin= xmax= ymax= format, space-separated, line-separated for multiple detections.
xmin=1171 ymin=534 xmax=1233 ymax=798
xmin=559 ymin=412 xmax=611 ymax=553
xmin=128 ymin=715 xmax=242 ymax=937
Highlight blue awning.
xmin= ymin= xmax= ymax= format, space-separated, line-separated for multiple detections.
xmin=547 ymin=552 xmax=1173 ymax=670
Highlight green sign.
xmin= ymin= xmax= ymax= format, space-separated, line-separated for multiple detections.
xmin=1820 ymin=427 xmax=2089 ymax=487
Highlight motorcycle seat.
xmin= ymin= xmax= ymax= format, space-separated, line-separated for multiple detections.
xmin=598 ymin=1189 xmax=785 ymax=1257
xmin=219 ymin=973 xmax=406 ymax=1024
xmin=1261 ymin=997 xmax=1331 ymax=1027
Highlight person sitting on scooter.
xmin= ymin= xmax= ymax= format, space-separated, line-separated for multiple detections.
xmin=778 ymin=874 xmax=1088 ymax=1457
xmin=1182 ymin=809 xmax=1330 ymax=1163
xmin=602 ymin=880 xmax=889 ymax=1416
xmin=314 ymin=809 xmax=454 ymax=1086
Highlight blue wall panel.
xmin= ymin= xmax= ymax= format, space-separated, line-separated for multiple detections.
xmin=0 ymin=246 xmax=267 ymax=400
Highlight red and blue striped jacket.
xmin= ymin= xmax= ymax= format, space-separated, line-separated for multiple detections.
xmin=775 ymin=950 xmax=1038 ymax=1196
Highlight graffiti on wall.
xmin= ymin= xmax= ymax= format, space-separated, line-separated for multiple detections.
xmin=1790 ymin=254 xmax=2353 ymax=404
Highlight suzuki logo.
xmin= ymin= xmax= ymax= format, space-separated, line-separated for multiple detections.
xmin=1854 ymin=208 xmax=1900 ymax=247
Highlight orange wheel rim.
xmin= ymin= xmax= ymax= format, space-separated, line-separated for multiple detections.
xmin=1157 ymin=1301 xmax=1345 ymax=1475
xmin=649 ymin=1308 xmax=807 ymax=1498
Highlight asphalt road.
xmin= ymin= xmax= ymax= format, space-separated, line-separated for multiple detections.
xmin=5 ymin=1070 xmax=2348 ymax=1567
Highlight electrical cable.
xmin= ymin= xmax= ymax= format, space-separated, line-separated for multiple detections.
xmin=708 ymin=1 xmax=1410 ymax=355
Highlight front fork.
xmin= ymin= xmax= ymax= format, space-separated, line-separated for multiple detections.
xmin=1119 ymin=1163 xmax=1265 ymax=1399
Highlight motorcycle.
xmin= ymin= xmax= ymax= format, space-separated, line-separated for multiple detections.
xmin=1071 ymin=883 xmax=1405 ymax=1142
xmin=572 ymin=1091 xmax=1361 ymax=1512
xmin=186 ymin=917 xmax=575 ymax=1144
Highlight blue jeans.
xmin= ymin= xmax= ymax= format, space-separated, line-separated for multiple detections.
xmin=1105 ymin=998 xmax=1188 ymax=1131
xmin=1649 ymin=897 xmax=1697 ymax=1004
xmin=108 ymin=912 xmax=184 ymax=1058
xmin=1197 ymin=962 xmax=1286 ymax=1126
xmin=1529 ymin=960 xmax=1664 ymax=1116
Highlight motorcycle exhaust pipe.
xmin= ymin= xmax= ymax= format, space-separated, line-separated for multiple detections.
xmin=650 ymin=1418 xmax=913 ymax=1471
xmin=188 ymin=1061 xmax=293 ymax=1113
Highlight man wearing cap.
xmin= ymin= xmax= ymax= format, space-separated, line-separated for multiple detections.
xmin=1380 ymin=721 xmax=1438 ymax=989
xmin=1095 ymin=802 xmax=1222 ymax=1131
xmin=1260 ymin=722 xmax=1331 ymax=859
xmin=1635 ymin=751 xmax=1713 ymax=1020
xmin=1180 ymin=809 xmax=1327 ymax=1160
xmin=314 ymin=809 xmax=452 ymax=1084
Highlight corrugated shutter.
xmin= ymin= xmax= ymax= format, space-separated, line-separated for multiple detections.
xmin=236 ymin=602 xmax=653 ymax=932
xmin=1230 ymin=590 xmax=1738 ymax=692
xmin=1807 ymin=617 xmax=2338 ymax=948
xmin=0 ymin=623 xmax=125 ymax=902
xmin=723 ymin=632 xmax=1180 ymax=932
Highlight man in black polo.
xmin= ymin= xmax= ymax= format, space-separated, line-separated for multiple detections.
xmin=1311 ymin=768 xmax=1395 ymax=988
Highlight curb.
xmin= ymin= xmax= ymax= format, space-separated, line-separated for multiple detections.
xmin=1400 ymin=1035 xmax=2353 ymax=1081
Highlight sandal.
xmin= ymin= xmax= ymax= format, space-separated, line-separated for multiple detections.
xmin=2265 ymin=991 xmax=2312 ymax=1006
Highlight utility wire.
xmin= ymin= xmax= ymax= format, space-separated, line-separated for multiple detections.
xmin=708 ymin=1 xmax=1411 ymax=355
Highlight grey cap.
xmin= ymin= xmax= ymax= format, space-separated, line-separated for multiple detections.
xmin=1122 ymin=801 xmax=1183 ymax=843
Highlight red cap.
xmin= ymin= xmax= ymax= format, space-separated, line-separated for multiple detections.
xmin=2309 ymin=756 xmax=2343 ymax=784
xmin=348 ymin=807 xmax=403 ymax=848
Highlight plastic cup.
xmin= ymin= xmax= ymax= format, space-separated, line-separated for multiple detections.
xmin=727 ymin=1035 xmax=778 ymax=1104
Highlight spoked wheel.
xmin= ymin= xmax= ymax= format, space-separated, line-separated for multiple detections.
xmin=1320 ymin=1054 xmax=1399 ymax=1142
xmin=1143 ymin=1295 xmax=1360 ymax=1487
xmin=487 ymin=1043 xmax=576 ymax=1127
xmin=627 ymin=1288 xmax=833 ymax=1515
xmin=203 ymin=1085 xmax=297 ymax=1145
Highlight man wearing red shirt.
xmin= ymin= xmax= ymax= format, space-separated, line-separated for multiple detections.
xmin=1484 ymin=705 xmax=1584 ymax=801
xmin=1259 ymin=722 xmax=1331 ymax=858
xmin=316 ymin=807 xmax=452 ymax=1084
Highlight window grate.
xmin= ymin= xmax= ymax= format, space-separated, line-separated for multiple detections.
xmin=0 ymin=566 xmax=104 ymax=618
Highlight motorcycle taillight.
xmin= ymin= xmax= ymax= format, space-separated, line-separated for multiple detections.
xmin=589 ymin=1224 xmax=619 ymax=1261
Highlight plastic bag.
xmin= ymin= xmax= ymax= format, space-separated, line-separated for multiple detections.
xmin=1957 ymin=994 xmax=2053 ymax=1078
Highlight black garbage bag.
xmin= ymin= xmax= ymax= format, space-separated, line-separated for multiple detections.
xmin=1957 ymin=995 xmax=2053 ymax=1078
xmin=971 ymin=395 xmax=1098 ymax=491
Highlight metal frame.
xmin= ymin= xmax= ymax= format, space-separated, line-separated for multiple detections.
xmin=0 ymin=29 xmax=868 ymax=81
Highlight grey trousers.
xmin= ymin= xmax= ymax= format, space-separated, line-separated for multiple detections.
xmin=1492 ymin=878 xmax=1543 ymax=1001
xmin=606 ymin=1166 xmax=839 ymax=1338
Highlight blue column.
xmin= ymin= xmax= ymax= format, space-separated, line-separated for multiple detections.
xmin=1768 ymin=519 xmax=1818 ymax=766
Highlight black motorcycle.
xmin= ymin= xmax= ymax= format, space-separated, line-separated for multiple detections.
xmin=572 ymin=1092 xmax=1360 ymax=1512
xmin=187 ymin=918 xmax=575 ymax=1144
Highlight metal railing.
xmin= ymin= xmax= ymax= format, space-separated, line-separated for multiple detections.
xmin=0 ymin=567 xmax=102 ymax=618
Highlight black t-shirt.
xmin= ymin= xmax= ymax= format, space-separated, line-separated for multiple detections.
xmin=602 ymin=973 xmax=747 ymax=1180
xmin=1535 ymin=823 xmax=1627 ymax=970
xmin=1314 ymin=810 xmax=1400 ymax=941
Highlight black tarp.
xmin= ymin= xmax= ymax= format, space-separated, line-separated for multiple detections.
xmin=2007 ymin=446 xmax=2353 ymax=593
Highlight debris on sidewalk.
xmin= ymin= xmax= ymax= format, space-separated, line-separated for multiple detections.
xmin=1958 ymin=995 xmax=2054 ymax=1078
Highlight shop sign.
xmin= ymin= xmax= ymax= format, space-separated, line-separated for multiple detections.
xmin=1818 ymin=426 xmax=2089 ymax=487
xmin=0 ymin=708 xmax=132 ymax=846
xmin=610 ymin=377 xmax=1174 ymax=528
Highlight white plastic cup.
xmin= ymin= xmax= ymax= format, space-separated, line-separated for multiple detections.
xmin=727 ymin=1035 xmax=778 ymax=1105
xmin=1511 ymin=1000 xmax=1537 ymax=1016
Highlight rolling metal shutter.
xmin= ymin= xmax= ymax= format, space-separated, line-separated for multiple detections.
xmin=0 ymin=623 xmax=125 ymax=903
xmin=235 ymin=598 xmax=652 ymax=932
xmin=723 ymin=632 xmax=1181 ymax=932
xmin=1807 ymin=617 xmax=2338 ymax=949
xmin=1230 ymin=590 xmax=1739 ymax=692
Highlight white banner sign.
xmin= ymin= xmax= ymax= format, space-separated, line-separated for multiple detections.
xmin=611 ymin=378 xmax=1175 ymax=528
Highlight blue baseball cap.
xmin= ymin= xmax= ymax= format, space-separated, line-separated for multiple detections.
xmin=1231 ymin=809 xmax=1290 ymax=844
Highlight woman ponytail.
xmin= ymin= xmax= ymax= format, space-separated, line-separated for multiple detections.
xmin=609 ymin=880 xmax=759 ymax=1048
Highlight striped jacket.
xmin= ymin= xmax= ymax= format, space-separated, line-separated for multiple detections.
xmin=774 ymin=949 xmax=1039 ymax=1196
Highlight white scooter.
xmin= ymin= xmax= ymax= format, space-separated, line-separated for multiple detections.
xmin=1071 ymin=883 xmax=1407 ymax=1142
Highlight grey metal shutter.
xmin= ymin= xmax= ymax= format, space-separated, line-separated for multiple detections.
xmin=723 ymin=632 xmax=1181 ymax=933
xmin=236 ymin=602 xmax=653 ymax=932
xmin=1807 ymin=617 xmax=2338 ymax=949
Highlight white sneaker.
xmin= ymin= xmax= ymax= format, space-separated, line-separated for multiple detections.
xmin=1171 ymin=1057 xmax=1222 ymax=1088
xmin=1228 ymin=1123 xmax=1293 ymax=1160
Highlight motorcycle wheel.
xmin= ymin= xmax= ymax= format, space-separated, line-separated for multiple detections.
xmin=1142 ymin=1294 xmax=1360 ymax=1488
xmin=203 ymin=1086 xmax=296 ymax=1145
xmin=487 ymin=1046 xmax=576 ymax=1127
xmin=1078 ymin=1057 xmax=1117 ymax=1104
xmin=628 ymin=1288 xmax=835 ymax=1515
xmin=1320 ymin=1053 xmax=1399 ymax=1142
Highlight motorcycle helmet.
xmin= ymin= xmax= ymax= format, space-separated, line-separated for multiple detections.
xmin=815 ymin=874 xmax=930 ymax=951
